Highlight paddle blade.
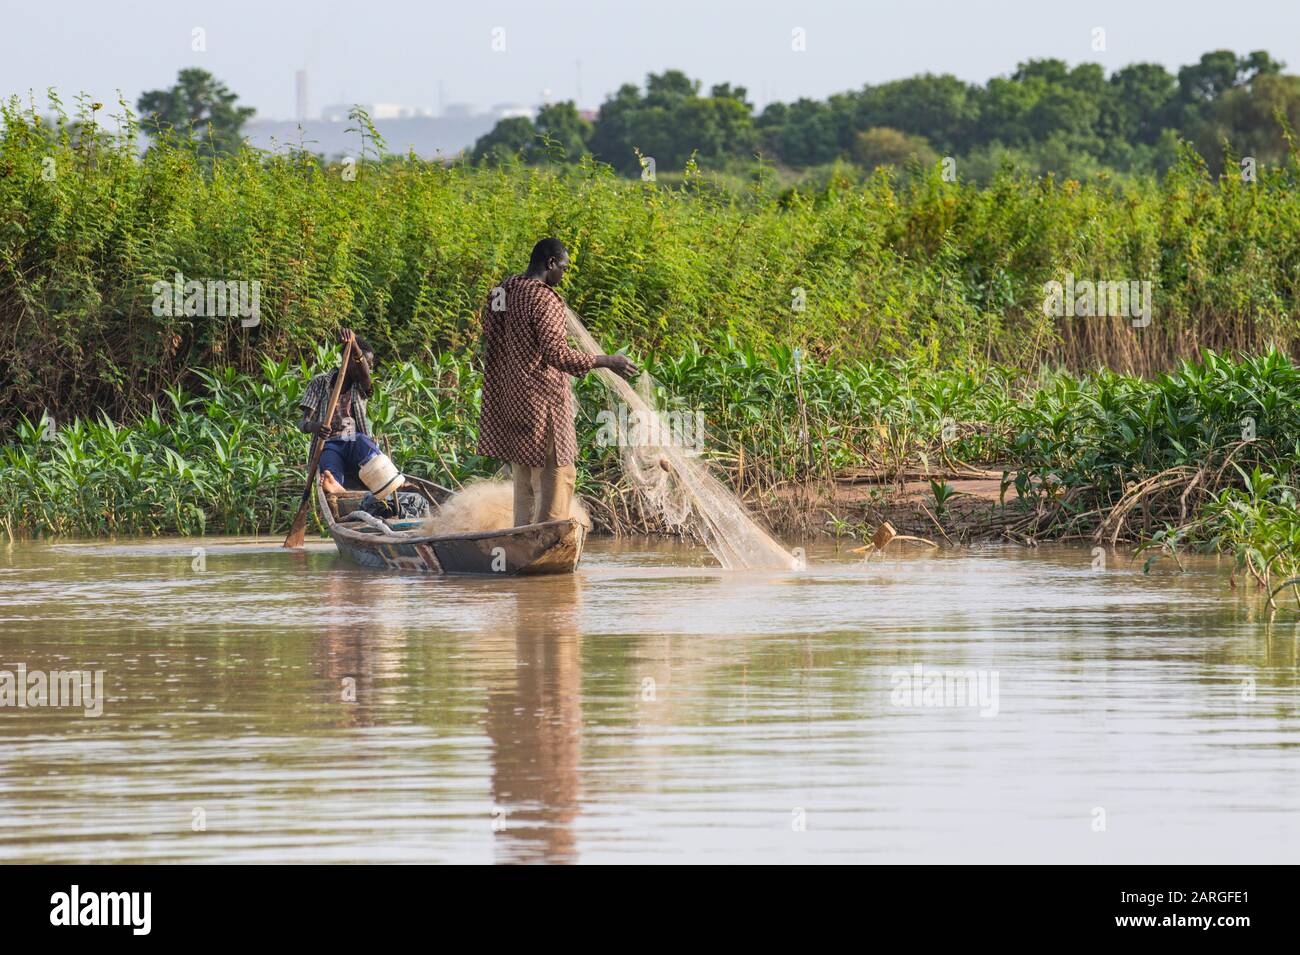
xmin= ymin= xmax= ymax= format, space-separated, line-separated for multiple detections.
xmin=282 ymin=496 xmax=311 ymax=548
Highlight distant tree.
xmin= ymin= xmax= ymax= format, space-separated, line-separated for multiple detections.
xmin=1028 ymin=86 xmax=1095 ymax=142
xmin=759 ymin=98 xmax=843 ymax=166
xmin=852 ymin=127 xmax=937 ymax=170
xmin=471 ymin=103 xmax=593 ymax=165
xmin=1191 ymin=72 xmax=1300 ymax=173
xmin=588 ymin=71 xmax=757 ymax=174
xmin=484 ymin=49 xmax=1292 ymax=180
xmin=644 ymin=70 xmax=700 ymax=107
xmin=855 ymin=74 xmax=980 ymax=154
xmin=1176 ymin=50 xmax=1285 ymax=132
xmin=587 ymin=83 xmax=644 ymax=172
xmin=977 ymin=75 xmax=1042 ymax=146
xmin=1103 ymin=63 xmax=1178 ymax=143
xmin=973 ymin=60 xmax=1107 ymax=153
xmin=471 ymin=116 xmax=537 ymax=164
xmin=136 ymin=68 xmax=254 ymax=155
xmin=534 ymin=102 xmax=593 ymax=160
xmin=709 ymin=83 xmax=753 ymax=109
xmin=1178 ymin=50 xmax=1282 ymax=104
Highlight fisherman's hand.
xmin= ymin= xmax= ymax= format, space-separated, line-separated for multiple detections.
xmin=599 ymin=354 xmax=638 ymax=380
xmin=338 ymin=326 xmax=360 ymax=357
xmin=340 ymin=327 xmax=371 ymax=366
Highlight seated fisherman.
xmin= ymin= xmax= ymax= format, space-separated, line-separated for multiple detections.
xmin=298 ymin=329 xmax=403 ymax=502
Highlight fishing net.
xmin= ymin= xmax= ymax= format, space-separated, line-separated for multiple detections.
xmin=566 ymin=308 xmax=797 ymax=571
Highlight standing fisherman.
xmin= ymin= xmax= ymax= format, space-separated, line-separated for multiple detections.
xmin=298 ymin=329 xmax=403 ymax=501
xmin=478 ymin=238 xmax=637 ymax=527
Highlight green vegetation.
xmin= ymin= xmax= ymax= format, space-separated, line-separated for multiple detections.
xmin=7 ymin=93 xmax=1300 ymax=431
xmin=999 ymin=349 xmax=1300 ymax=594
xmin=3 ymin=343 xmax=1296 ymax=602
xmin=473 ymin=51 xmax=1298 ymax=181
xmin=0 ymin=345 xmax=482 ymax=537
xmin=136 ymin=68 xmax=256 ymax=159
xmin=3 ymin=78 xmax=1299 ymax=598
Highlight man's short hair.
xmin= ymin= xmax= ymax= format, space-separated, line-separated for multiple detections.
xmin=529 ymin=238 xmax=568 ymax=271
xmin=353 ymin=333 xmax=375 ymax=362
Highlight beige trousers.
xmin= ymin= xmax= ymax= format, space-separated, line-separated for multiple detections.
xmin=512 ymin=434 xmax=576 ymax=527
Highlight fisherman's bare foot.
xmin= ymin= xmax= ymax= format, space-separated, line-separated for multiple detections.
xmin=320 ymin=471 xmax=346 ymax=494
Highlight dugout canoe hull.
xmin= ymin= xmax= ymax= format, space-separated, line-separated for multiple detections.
xmin=315 ymin=478 xmax=585 ymax=576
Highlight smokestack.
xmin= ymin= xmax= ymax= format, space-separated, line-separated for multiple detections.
xmin=295 ymin=69 xmax=308 ymax=122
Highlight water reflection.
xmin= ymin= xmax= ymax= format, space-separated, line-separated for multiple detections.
xmin=315 ymin=570 xmax=378 ymax=728
xmin=485 ymin=577 xmax=583 ymax=864
xmin=2 ymin=538 xmax=1299 ymax=863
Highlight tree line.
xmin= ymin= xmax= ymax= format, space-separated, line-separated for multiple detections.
xmin=472 ymin=51 xmax=1300 ymax=180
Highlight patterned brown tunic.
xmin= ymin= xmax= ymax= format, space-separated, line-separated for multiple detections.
xmin=477 ymin=274 xmax=596 ymax=468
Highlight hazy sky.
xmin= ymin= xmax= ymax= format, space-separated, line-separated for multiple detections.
xmin=4 ymin=0 xmax=1300 ymax=119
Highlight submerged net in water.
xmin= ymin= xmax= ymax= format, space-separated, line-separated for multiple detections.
xmin=566 ymin=308 xmax=797 ymax=571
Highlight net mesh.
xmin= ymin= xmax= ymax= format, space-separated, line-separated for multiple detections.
xmin=567 ymin=307 xmax=796 ymax=571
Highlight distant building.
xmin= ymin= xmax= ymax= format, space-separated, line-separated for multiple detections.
xmin=249 ymin=95 xmax=552 ymax=158
xmin=320 ymin=102 xmax=434 ymax=122
xmin=490 ymin=103 xmax=536 ymax=120
xmin=320 ymin=103 xmax=354 ymax=122
xmin=441 ymin=102 xmax=481 ymax=119
xmin=246 ymin=113 xmax=500 ymax=159
xmin=373 ymin=103 xmax=435 ymax=120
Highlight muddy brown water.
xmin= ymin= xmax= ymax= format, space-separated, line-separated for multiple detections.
xmin=1 ymin=536 xmax=1297 ymax=863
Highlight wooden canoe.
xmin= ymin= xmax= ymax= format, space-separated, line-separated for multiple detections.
xmin=315 ymin=474 xmax=586 ymax=576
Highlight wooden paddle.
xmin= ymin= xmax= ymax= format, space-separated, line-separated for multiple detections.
xmin=283 ymin=332 xmax=355 ymax=548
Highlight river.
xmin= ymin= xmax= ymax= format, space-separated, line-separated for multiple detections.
xmin=1 ymin=537 xmax=1297 ymax=863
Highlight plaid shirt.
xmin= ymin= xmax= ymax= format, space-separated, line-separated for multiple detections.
xmin=477 ymin=275 xmax=596 ymax=468
xmin=299 ymin=370 xmax=372 ymax=441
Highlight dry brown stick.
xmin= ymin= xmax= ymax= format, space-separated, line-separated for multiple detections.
xmin=1100 ymin=468 xmax=1198 ymax=545
xmin=917 ymin=501 xmax=954 ymax=546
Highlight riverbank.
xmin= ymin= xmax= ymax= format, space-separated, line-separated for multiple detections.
xmin=4 ymin=344 xmax=1298 ymax=600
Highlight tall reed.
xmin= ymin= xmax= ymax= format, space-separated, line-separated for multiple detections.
xmin=5 ymin=97 xmax=1300 ymax=430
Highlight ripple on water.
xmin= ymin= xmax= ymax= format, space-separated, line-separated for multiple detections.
xmin=0 ymin=537 xmax=1296 ymax=863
